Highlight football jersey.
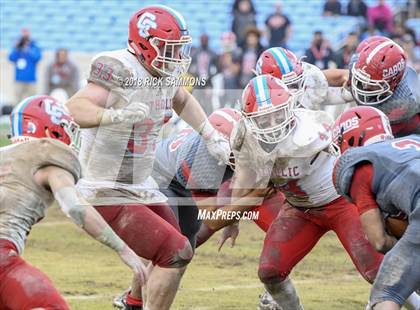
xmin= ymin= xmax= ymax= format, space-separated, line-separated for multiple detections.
xmin=153 ymin=128 xmax=232 ymax=194
xmin=0 ymin=139 xmax=81 ymax=254
xmin=334 ymin=135 xmax=420 ymax=216
xmin=77 ymin=49 xmax=176 ymax=205
xmin=232 ymin=109 xmax=340 ymax=207
xmin=349 ymin=54 xmax=420 ymax=133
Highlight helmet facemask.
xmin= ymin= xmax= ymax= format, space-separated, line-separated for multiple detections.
xmin=351 ymin=65 xmax=393 ymax=105
xmin=283 ymin=70 xmax=306 ymax=108
xmin=150 ymin=36 xmax=192 ymax=78
xmin=61 ymin=119 xmax=81 ymax=152
xmin=244 ymin=97 xmax=296 ymax=144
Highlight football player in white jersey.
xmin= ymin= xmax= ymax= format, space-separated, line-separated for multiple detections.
xmin=255 ymin=46 xmax=420 ymax=310
xmin=0 ymin=96 xmax=147 ymax=309
xmin=230 ymin=75 xmax=383 ymax=310
xmin=255 ymin=47 xmax=354 ymax=111
xmin=65 ymin=5 xmax=230 ymax=310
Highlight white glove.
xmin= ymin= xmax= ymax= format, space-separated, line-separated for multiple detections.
xmin=101 ymin=101 xmax=150 ymax=125
xmin=118 ymin=245 xmax=149 ymax=287
xmin=199 ymin=119 xmax=231 ymax=165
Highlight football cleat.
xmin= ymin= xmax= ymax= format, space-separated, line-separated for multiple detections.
xmin=112 ymin=289 xmax=143 ymax=310
xmin=258 ymin=290 xmax=283 ymax=310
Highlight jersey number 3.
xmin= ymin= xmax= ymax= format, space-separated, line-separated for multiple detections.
xmin=392 ymin=139 xmax=420 ymax=151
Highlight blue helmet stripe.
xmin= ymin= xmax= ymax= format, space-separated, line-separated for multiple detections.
xmin=253 ymin=77 xmax=262 ymax=107
xmin=253 ymin=76 xmax=271 ymax=107
xmin=270 ymin=48 xmax=293 ymax=74
xmin=279 ymin=48 xmax=293 ymax=72
xmin=269 ymin=49 xmax=286 ymax=74
xmin=12 ymin=96 xmax=36 ymax=137
xmin=155 ymin=5 xmax=188 ymax=30
xmin=261 ymin=76 xmax=271 ymax=106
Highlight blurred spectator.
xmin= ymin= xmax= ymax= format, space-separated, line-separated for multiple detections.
xmin=334 ymin=32 xmax=359 ymax=69
xmin=367 ymin=0 xmax=394 ymax=35
xmin=397 ymin=34 xmax=420 ymax=72
xmin=45 ymin=48 xmax=79 ymax=99
xmin=8 ymin=28 xmax=41 ymax=104
xmin=231 ymin=0 xmax=257 ymax=46
xmin=190 ymin=34 xmax=218 ymax=83
xmin=346 ymin=0 xmax=368 ymax=17
xmin=392 ymin=23 xmax=417 ymax=44
xmin=360 ymin=24 xmax=382 ymax=40
xmin=218 ymin=32 xmax=242 ymax=108
xmin=189 ymin=34 xmax=218 ymax=115
xmin=265 ymin=2 xmax=291 ymax=48
xmin=323 ymin=0 xmax=342 ymax=16
xmin=304 ymin=31 xmax=335 ymax=69
xmin=239 ymin=27 xmax=264 ymax=87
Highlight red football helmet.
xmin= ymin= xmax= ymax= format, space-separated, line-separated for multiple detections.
xmin=255 ymin=47 xmax=305 ymax=102
xmin=128 ymin=5 xmax=192 ymax=77
xmin=332 ymin=106 xmax=393 ymax=154
xmin=208 ymin=108 xmax=242 ymax=169
xmin=242 ymin=75 xmax=295 ymax=144
xmin=351 ymin=38 xmax=406 ymax=105
xmin=355 ymin=35 xmax=391 ymax=54
xmin=10 ymin=95 xmax=80 ymax=150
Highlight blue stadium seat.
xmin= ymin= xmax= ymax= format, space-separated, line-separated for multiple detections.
xmin=0 ymin=0 xmax=389 ymax=54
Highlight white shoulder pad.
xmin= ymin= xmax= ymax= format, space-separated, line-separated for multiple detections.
xmin=88 ymin=51 xmax=135 ymax=91
xmin=300 ymin=62 xmax=328 ymax=109
xmin=292 ymin=109 xmax=333 ymax=152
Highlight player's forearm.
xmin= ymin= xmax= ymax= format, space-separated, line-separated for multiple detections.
xmin=324 ymin=87 xmax=354 ymax=105
xmin=360 ymin=209 xmax=397 ymax=254
xmin=173 ymin=88 xmax=208 ymax=132
xmin=54 ymin=186 xmax=126 ymax=253
xmin=322 ymin=69 xmax=349 ymax=87
xmin=65 ymin=96 xmax=104 ymax=128
xmin=203 ymin=191 xmax=266 ymax=231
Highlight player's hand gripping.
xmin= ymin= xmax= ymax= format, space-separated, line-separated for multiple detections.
xmin=118 ymin=245 xmax=149 ymax=286
xmin=199 ymin=119 xmax=231 ymax=165
xmin=101 ymin=101 xmax=150 ymax=125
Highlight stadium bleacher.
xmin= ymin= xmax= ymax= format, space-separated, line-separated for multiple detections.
xmin=1 ymin=0 xmax=408 ymax=54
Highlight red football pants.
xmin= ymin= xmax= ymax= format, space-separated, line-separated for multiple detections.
xmin=0 ymin=239 xmax=69 ymax=310
xmin=258 ymin=197 xmax=384 ymax=284
xmin=94 ymin=203 xmax=193 ymax=268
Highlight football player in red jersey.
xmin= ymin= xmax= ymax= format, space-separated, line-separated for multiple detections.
xmin=0 ymin=96 xmax=147 ymax=310
xmin=328 ymin=37 xmax=420 ymax=137
xmin=332 ymin=106 xmax=420 ymax=310
xmin=65 ymin=5 xmax=231 ymax=310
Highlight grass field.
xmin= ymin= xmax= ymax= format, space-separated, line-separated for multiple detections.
xmin=1 ymin=123 xmax=373 ymax=310
xmin=23 ymin=206 xmax=372 ymax=310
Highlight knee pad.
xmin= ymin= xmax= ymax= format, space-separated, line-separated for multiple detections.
xmin=258 ymin=264 xmax=288 ymax=284
xmin=157 ymin=235 xmax=194 ymax=268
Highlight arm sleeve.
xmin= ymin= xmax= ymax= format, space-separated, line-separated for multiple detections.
xmin=8 ymin=48 xmax=19 ymax=62
xmin=349 ymin=162 xmax=379 ymax=215
xmin=27 ymin=45 xmax=41 ymax=62
xmin=87 ymin=55 xmax=134 ymax=101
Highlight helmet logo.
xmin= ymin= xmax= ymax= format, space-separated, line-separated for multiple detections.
xmin=334 ymin=116 xmax=359 ymax=138
xmin=382 ymin=59 xmax=405 ymax=79
xmin=137 ymin=12 xmax=157 ymax=38
xmin=44 ymin=99 xmax=65 ymax=125
xmin=27 ymin=121 xmax=37 ymax=134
